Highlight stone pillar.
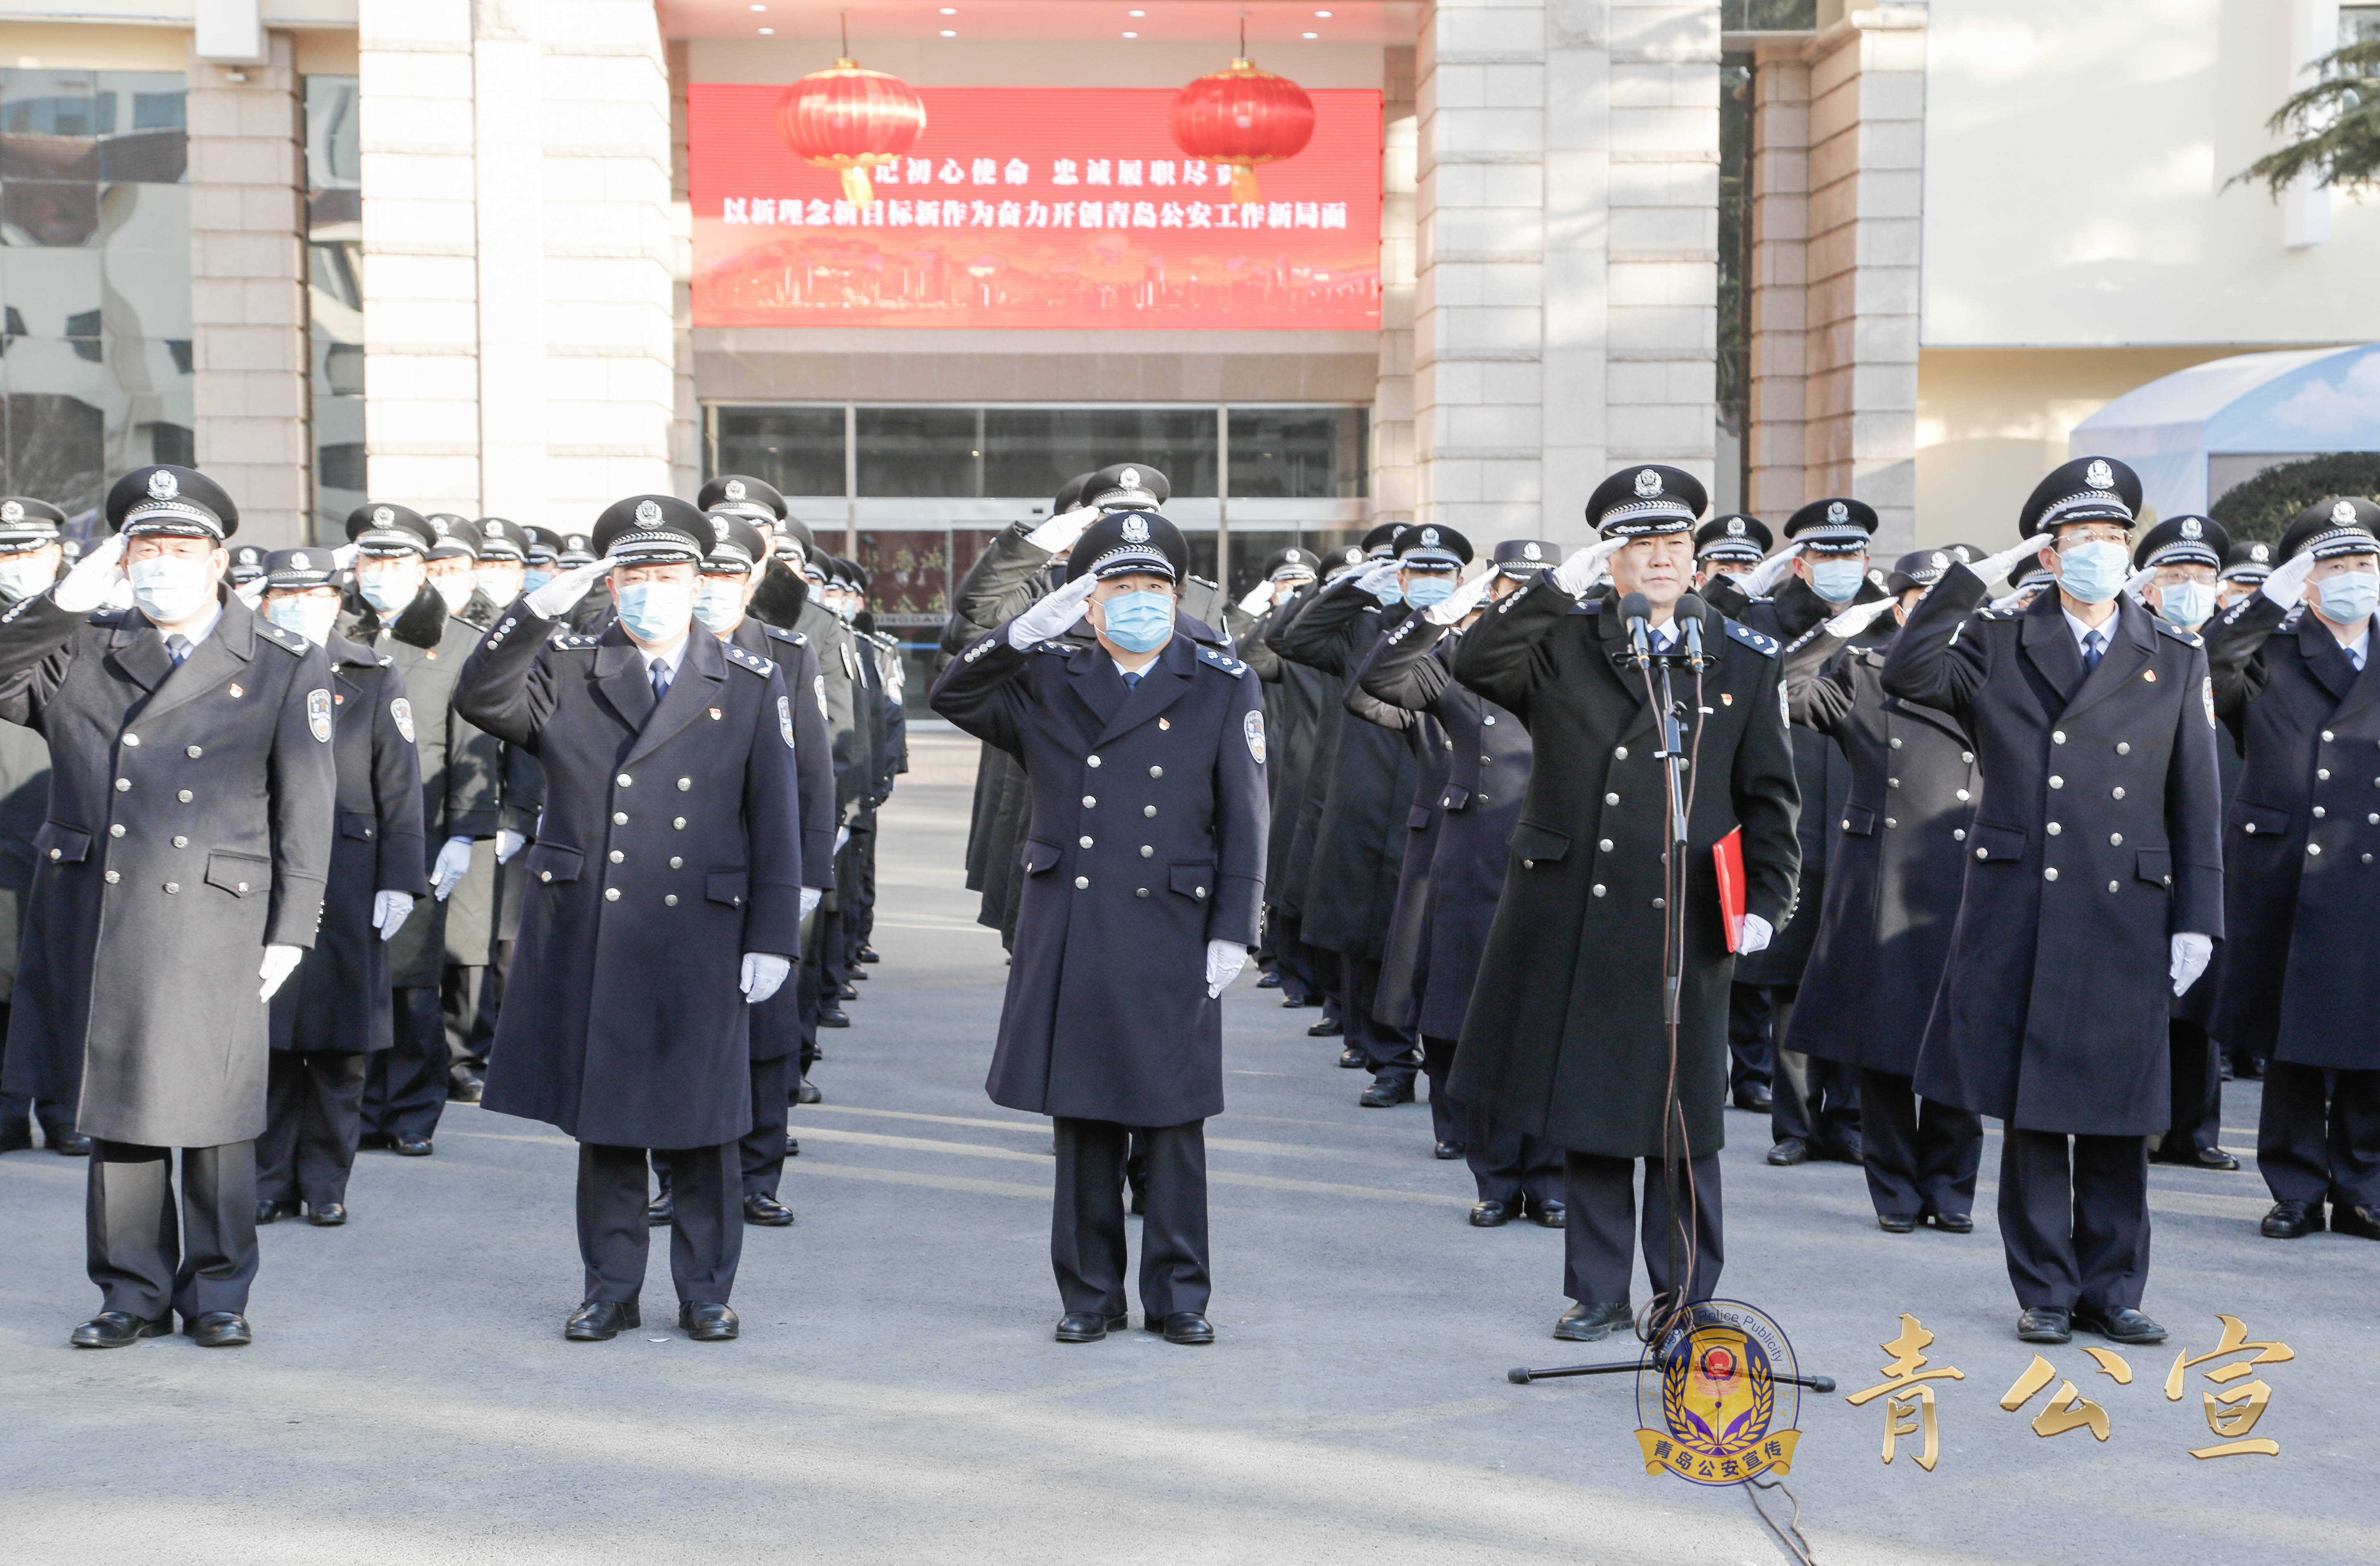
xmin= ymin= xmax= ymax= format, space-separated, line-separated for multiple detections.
xmin=1371 ymin=47 xmax=1418 ymax=529
xmin=473 ymin=0 xmax=548 ymax=523
xmin=1746 ymin=44 xmax=1809 ymax=520
xmin=669 ymin=38 xmax=700 ymax=501
xmin=186 ymin=30 xmax=311 ymax=546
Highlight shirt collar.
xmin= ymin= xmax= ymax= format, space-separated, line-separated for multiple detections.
xmin=155 ymin=597 xmax=225 ymax=650
xmin=637 ymin=635 xmax=688 ymax=676
xmin=2342 ymin=621 xmax=2372 ymax=670
xmin=2063 ymin=606 xmax=2114 ymax=651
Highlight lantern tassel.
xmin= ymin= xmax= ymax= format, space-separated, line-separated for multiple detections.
xmin=1230 ymin=165 xmax=1260 ymax=204
xmin=842 ymin=165 xmax=876 ymax=205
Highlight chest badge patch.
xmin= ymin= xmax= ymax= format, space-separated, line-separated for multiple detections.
xmin=227 ymin=683 xmax=244 ymax=699
xmin=2143 ymin=669 xmax=2156 ymax=683
xmin=391 ymin=697 xmax=416 ymax=743
xmin=1244 ymin=708 xmax=1266 ymax=764
xmin=814 ymin=672 xmax=831 ymax=720
xmin=1159 ymin=717 xmax=1171 ymax=731
xmin=307 ymin=688 xmax=333 ymax=742
xmin=1720 ymin=692 xmax=1733 ymax=706
xmin=2203 ymin=675 xmax=2216 ymax=730
xmin=778 ymin=694 xmax=796 ymax=749
xmin=709 ymin=706 xmax=723 ymax=721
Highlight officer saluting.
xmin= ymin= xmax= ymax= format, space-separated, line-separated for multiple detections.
xmin=0 ymin=465 xmax=336 ymax=1349
xmin=931 ymin=506 xmax=1266 ymax=1347
xmin=1882 ymin=456 xmax=2225 ymax=1347
xmin=454 ymin=497 xmax=804 ymax=1344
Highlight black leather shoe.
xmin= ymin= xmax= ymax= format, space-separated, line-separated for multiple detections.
xmin=307 ymin=1203 xmax=347 ymax=1227
xmin=1359 ymin=1076 xmax=1414 ymax=1108
xmin=1528 ymin=1197 xmax=1567 ymax=1229
xmin=1470 ymin=1200 xmax=1511 ymax=1228
xmin=1555 ymin=1301 xmax=1633 ymax=1342
xmin=357 ymin=1132 xmax=393 ymax=1152
xmin=71 ymin=1310 xmax=171 ymax=1349
xmin=818 ymin=1007 xmax=850 ymax=1028
xmin=2193 ymin=1147 xmax=2241 ymax=1171
xmin=1766 ymin=1138 xmax=1809 ymax=1166
xmin=835 ymin=982 xmax=858 ymax=1001
xmin=256 ymin=1198 xmax=298 ymax=1225
xmin=743 ymin=1193 xmax=795 ymax=1226
xmin=1337 ymin=1046 xmax=1364 ymax=1069
xmin=2073 ymin=1304 xmax=2166 ymax=1344
xmin=2016 ymin=1307 xmax=2072 ymax=1344
xmin=2233 ymin=1055 xmax=2264 ymax=1080
xmin=48 ymin=1130 xmax=91 ymax=1156
xmin=2332 ymin=1204 xmax=2380 ymax=1241
xmin=796 ymin=1078 xmax=822 ymax=1104
xmin=1928 ymin=1211 xmax=1974 ymax=1234
xmin=391 ymin=1135 xmax=433 ymax=1157
xmin=1161 ymin=1311 xmax=1215 ymax=1345
xmin=857 ymin=945 xmax=881 ymax=964
xmin=566 ymin=1299 xmax=639 ymax=1341
xmin=1821 ymin=1136 xmax=1864 ymax=1164
xmin=1732 ymin=1087 xmax=1772 ymax=1113
xmin=679 ymin=1301 xmax=739 ymax=1341
xmin=784 ymin=1133 xmax=800 ymax=1157
xmin=1307 ymin=1017 xmax=1343 ymax=1037
xmin=448 ymin=1075 xmax=484 ymax=1104
xmin=1055 ymin=1311 xmax=1130 ymax=1342
xmin=1434 ymin=1140 xmax=1466 ymax=1160
xmin=2261 ymin=1199 xmax=2324 ymax=1238
xmin=0 ymin=1124 xmax=30 ymax=1153
xmin=1877 ymin=1212 xmax=1918 ymax=1233
xmin=646 ymin=1192 xmax=675 ymax=1226
xmin=1282 ymin=994 xmax=1316 ymax=1008
xmin=185 ymin=1311 xmax=252 ymax=1348
xmin=848 ymin=966 xmax=869 ymax=981
xmin=1256 ymin=970 xmax=1282 ymax=988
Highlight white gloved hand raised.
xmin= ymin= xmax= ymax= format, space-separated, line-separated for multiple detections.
xmin=1740 ymin=542 xmax=1806 ymax=600
xmin=800 ymin=886 xmax=823 ymax=922
xmin=233 ymin=578 xmax=267 ymax=610
xmin=740 ymin=952 xmax=792 ymax=1005
xmin=430 ymin=835 xmax=474 ymax=901
xmin=1005 ymin=571 xmax=1100 ymax=650
xmin=259 ymin=944 xmax=305 ymax=1001
xmin=494 ymin=828 xmax=526 ymax=864
xmin=524 ymin=557 xmax=609 ymax=620
xmin=1736 ymin=913 xmax=1774 ymax=956
xmin=373 ymin=890 xmax=415 ymax=941
xmin=2122 ymin=566 xmax=2157 ymax=601
xmin=2259 ymin=548 xmax=2318 ymax=612
xmin=2171 ymin=932 xmax=2213 ymax=997
xmin=1551 ymin=536 xmax=1631 ymax=597
xmin=1974 ymin=533 xmax=2055 ymax=589
xmin=332 ymin=542 xmax=362 ymax=571
xmin=1204 ymin=939 xmax=1248 ymax=999
xmin=1355 ymin=560 xmax=1403 ymax=600
xmin=1236 ymin=578 xmax=1278 ymax=615
xmin=1023 ymin=505 xmax=1100 ymax=556
xmin=50 ymin=532 xmax=127 ymax=614
xmin=1820 ymin=596 xmax=1899 ymax=640
xmin=1423 ymin=569 xmax=1494 ymax=627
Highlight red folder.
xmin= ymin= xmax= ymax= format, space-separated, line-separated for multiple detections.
xmin=1713 ymin=828 xmax=1746 ymax=952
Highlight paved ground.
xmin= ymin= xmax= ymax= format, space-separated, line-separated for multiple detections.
xmin=3 ymin=727 xmax=2376 ymax=1564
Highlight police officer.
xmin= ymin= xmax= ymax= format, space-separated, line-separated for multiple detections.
xmin=454 ymin=496 xmax=804 ymax=1343
xmin=226 ymin=544 xmax=267 ymax=588
xmin=931 ymin=507 xmax=1266 ymax=1346
xmin=0 ymin=498 xmax=81 ymax=1156
xmin=1882 ymin=456 xmax=2224 ymax=1346
xmin=460 ymin=517 xmax=544 ymax=1092
xmin=1777 ymin=548 xmax=1985 ymax=1232
xmin=422 ymin=514 xmax=479 ymax=616
xmin=2204 ymin=499 xmax=2380 ymax=1242
xmin=345 ymin=504 xmax=496 ymax=1157
xmin=1695 ymin=514 xmax=1773 ymax=603
xmin=1231 ymin=547 xmax=1325 ymax=1004
xmin=523 ymin=526 xmax=563 ymax=595
xmin=253 ymin=547 xmax=424 ymax=1227
xmin=0 ymin=464 xmax=337 ymax=1349
xmin=2217 ymin=538 xmax=2276 ymax=614
xmin=1449 ymin=465 xmax=1801 ymax=1341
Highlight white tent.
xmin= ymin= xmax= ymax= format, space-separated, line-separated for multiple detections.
xmin=2069 ymin=343 xmax=2380 ymax=518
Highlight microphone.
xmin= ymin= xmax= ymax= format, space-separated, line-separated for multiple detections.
xmin=1619 ymin=591 xmax=1653 ymax=665
xmin=1674 ymin=593 xmax=1708 ymax=669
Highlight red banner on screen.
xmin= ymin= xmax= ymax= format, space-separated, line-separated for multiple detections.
xmin=689 ymin=85 xmax=1382 ymax=330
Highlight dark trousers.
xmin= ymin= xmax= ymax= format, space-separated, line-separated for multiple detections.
xmin=1345 ymin=954 xmax=1418 ymax=1083
xmin=1430 ymin=1031 xmax=1559 ymax=1205
xmin=844 ymin=812 xmax=878 ymax=956
xmin=1051 ymin=1116 xmax=1209 ymax=1321
xmin=466 ymin=937 xmax=513 ymax=1073
xmin=87 ymin=1140 xmax=259 ymax=1321
xmin=1997 ymin=1129 xmax=2149 ymax=1312
xmin=1269 ymin=913 xmax=1319 ymax=1006
xmin=1563 ymin=1151 xmax=1722 ymax=1307
xmin=577 ymin=1141 xmax=742 ymax=1305
xmin=2156 ymin=1019 xmax=2224 ymax=1157
xmin=0 ymin=998 xmax=72 ymax=1140
xmin=1726 ymin=981 xmax=1773 ymax=1097
xmin=2258 ymin=1062 xmax=2380 ymax=1208
xmin=1766 ymin=992 xmax=1860 ymax=1153
xmin=362 ymin=986 xmax=447 ymax=1140
xmin=257 ymin=1050 xmax=368 ymax=1207
xmin=441 ymin=962 xmax=488 ymax=1084
xmin=1312 ymin=943 xmax=1342 ymax=1026
xmin=795 ymin=898 xmax=828 ymax=1069
xmin=1419 ymin=1033 xmax=1465 ymax=1149
xmin=1855 ymin=1068 xmax=1983 ymax=1221
xmin=740 ymin=1052 xmax=793 ymax=1198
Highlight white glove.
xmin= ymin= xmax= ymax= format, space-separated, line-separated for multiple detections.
xmin=1006 ymin=571 xmax=1100 ymax=650
xmin=1023 ymin=505 xmax=1100 ymax=555
xmin=494 ymin=828 xmax=526 ymax=864
xmin=740 ymin=952 xmax=792 ymax=1004
xmin=2171 ymin=932 xmax=2213 ymax=997
xmin=332 ymin=542 xmax=362 ymax=571
xmin=1740 ymin=542 xmax=1806 ymax=600
xmin=800 ymin=886 xmax=823 ymax=921
xmin=373 ymin=890 xmax=416 ymax=941
xmin=1236 ymin=578 xmax=1278 ymax=615
xmin=1423 ymin=569 xmax=1494 ymax=627
xmin=50 ymin=532 xmax=127 ymax=614
xmin=233 ymin=578 xmax=266 ymax=609
xmin=2122 ymin=566 xmax=2157 ymax=601
xmin=1737 ymin=913 xmax=1774 ymax=956
xmin=1355 ymin=560 xmax=1402 ymax=600
xmin=1974 ymin=533 xmax=2054 ymax=588
xmin=1990 ymin=585 xmax=2045 ymax=614
xmin=1820 ymin=596 xmax=1898 ymax=640
xmin=1552 ymin=536 xmax=1630 ymax=597
xmin=524 ymin=557 xmax=609 ymax=619
xmin=431 ymin=835 xmax=474 ymax=901
xmin=2259 ymin=548 xmax=2318 ymax=612
xmin=259 ymin=944 xmax=305 ymax=1001
xmin=1204 ymin=939 xmax=1248 ymax=998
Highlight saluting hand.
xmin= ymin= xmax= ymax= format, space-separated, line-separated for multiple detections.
xmin=1739 ymin=541 xmax=1805 ymax=600
xmin=1235 ymin=578 xmax=1278 ymax=615
xmin=1550 ymin=535 xmax=1630 ymax=597
xmin=1972 ymin=533 xmax=2054 ymax=589
xmin=50 ymin=531 xmax=127 ymax=614
xmin=2258 ymin=547 xmax=2318 ymax=612
xmin=1819 ymin=596 xmax=1897 ymax=640
xmin=1023 ymin=504 xmax=1100 ymax=556
xmin=524 ymin=557 xmax=609 ymax=620
xmin=1005 ymin=571 xmax=1100 ymax=650
xmin=1423 ymin=569 xmax=1493 ymax=626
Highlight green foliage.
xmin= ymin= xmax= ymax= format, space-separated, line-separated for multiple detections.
xmin=2209 ymin=453 xmax=2380 ymax=544
xmin=2234 ymin=39 xmax=2380 ymax=197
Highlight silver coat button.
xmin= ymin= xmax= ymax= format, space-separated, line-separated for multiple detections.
xmin=2048 ymin=776 xmax=2063 ymax=789
xmin=1652 ymin=897 xmax=1665 ymax=909
xmin=2317 ymin=769 xmax=2330 ymax=781
xmin=540 ymin=871 xmax=553 ymax=883
xmin=678 ymin=778 xmax=691 ymax=791
xmin=2110 ymin=832 xmax=2123 ymax=845
xmin=1080 ymin=836 xmax=1093 ymax=848
xmin=1599 ymin=838 xmax=1613 ymax=852
xmin=670 ymin=856 xmax=682 ymax=868
xmin=2308 ymin=843 xmax=2322 ymax=856
xmin=104 ymin=869 xmax=120 ymax=883
xmin=1135 ymin=888 xmax=1149 ymax=898
xmin=1890 ymin=737 xmax=1902 ymax=749
xmin=605 ymin=887 xmax=621 ymax=900
xmin=177 ymin=790 xmax=192 ymax=802
xmin=172 ymin=836 xmax=186 ymax=848
xmin=2313 ymin=807 xmax=2327 ymax=819
xmin=115 ymin=778 xmax=129 ymax=792
xmin=1605 ymin=792 xmax=1620 ymax=805
xmin=1955 ymin=789 xmax=1971 ymax=801
xmin=2044 ymin=867 xmax=2058 ymax=881
xmin=1074 ymin=876 xmax=1089 ymax=889
xmin=164 ymin=882 xmax=178 ymax=893
xmin=1144 ymin=805 xmax=1157 ymax=817
xmin=1483 ymin=714 xmax=1496 ymax=725
xmin=614 ymin=812 xmax=629 ymax=825
xmin=1087 ymin=755 xmax=1102 ymax=768
xmin=674 ymin=817 xmax=687 ymax=829
xmin=1195 ymin=886 xmax=1206 ymax=898
xmin=609 ymin=850 xmax=624 ymax=863
xmin=2052 ymin=730 xmax=2066 ymax=744
xmin=2047 ymin=822 xmax=2061 ymax=835
xmin=1149 ymin=765 xmax=1162 ymax=778
xmin=2109 ymin=881 xmax=2119 ymax=892
xmin=186 ymin=745 xmax=202 ymax=758
xmin=2112 ymin=786 xmax=2125 ymax=799
xmin=2323 ymin=730 xmax=2335 ymax=743
xmin=2115 ymin=742 xmax=2130 ymax=755
xmin=1615 ymin=747 xmax=1628 ymax=760
xmin=1960 ymin=751 xmax=1974 ymax=764
xmin=1083 ymin=796 xmax=1096 ymax=808
xmin=109 ymin=824 xmax=124 ymax=837
xmin=1140 ymin=845 xmax=1153 ymax=857
xmin=1953 ymin=828 xmax=1966 ymax=841
xmin=1591 ymin=883 xmax=1606 ymax=897
xmin=616 ymin=773 xmax=633 ymax=787
xmin=123 ymin=733 xmax=140 ymax=747
xmin=1885 ymin=818 xmax=1897 ymax=829
xmin=1887 ymin=777 xmax=1900 ymax=788
xmin=665 ymin=894 xmax=678 ymax=906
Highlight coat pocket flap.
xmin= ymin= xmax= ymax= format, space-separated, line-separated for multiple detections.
xmin=1841 ymin=804 xmax=1878 ymax=837
xmin=1407 ymin=804 xmax=1436 ymax=829
xmin=524 ymin=842 xmax=583 ymax=885
xmin=1969 ymin=822 xmax=2026 ymax=861
xmin=2227 ymin=799 xmax=2292 ymax=837
xmin=2135 ymin=847 xmax=2173 ymax=886
xmin=1020 ymin=839 xmax=1061 ymax=875
xmin=706 ymin=869 xmax=749 ymax=908
xmin=1509 ymin=821 xmax=1571 ymax=864
xmin=1168 ymin=861 xmax=1214 ymax=902
xmin=33 ymin=821 xmax=91 ymax=865
xmin=338 ymin=809 xmax=378 ymax=842
xmin=203 ymin=850 xmax=268 ymax=897
xmin=1438 ymin=783 xmax=1471 ymax=812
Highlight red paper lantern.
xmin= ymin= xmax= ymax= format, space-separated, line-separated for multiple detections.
xmin=1169 ymin=57 xmax=1316 ymax=205
xmin=777 ymin=57 xmax=926 ymax=206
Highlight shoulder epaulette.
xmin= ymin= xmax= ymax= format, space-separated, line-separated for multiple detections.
xmin=2151 ymin=617 xmax=2202 ymax=648
xmin=257 ymin=621 xmax=310 ymax=655
xmin=1032 ymin=638 xmax=1085 ymax=655
xmin=379 ymin=654 xmax=394 ymax=666
xmin=724 ymin=642 xmax=775 ymax=677
xmin=552 ymin=633 xmax=602 ymax=651
xmin=1195 ymin=642 xmax=1247 ymax=675
xmin=1976 ymin=604 xmax=2023 ymax=621
xmin=1724 ymin=619 xmax=1780 ymax=658
xmin=764 ymin=624 xmax=809 ymax=648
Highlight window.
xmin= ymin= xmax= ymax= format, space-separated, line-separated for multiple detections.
xmin=983 ymin=407 xmax=1218 ymax=500
xmin=2344 ymin=6 xmax=2380 ymax=46
xmin=712 ymin=405 xmax=846 ymax=497
xmin=1227 ymin=407 xmax=1366 ymax=499
xmin=1720 ymin=0 xmax=1816 ymax=28
xmin=305 ymin=75 xmax=362 ymax=540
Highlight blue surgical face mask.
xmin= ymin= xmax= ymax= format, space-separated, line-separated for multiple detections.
xmin=2157 ymin=579 xmax=2217 ymax=629
xmin=1098 ymin=588 xmax=1174 ymax=653
xmin=127 ymin=552 xmax=214 ymax=625
xmin=266 ymin=592 xmax=340 ymax=646
xmin=614 ymin=578 xmax=694 ymax=643
xmin=2054 ymin=538 xmax=2129 ymax=605
xmin=2317 ymin=568 xmax=2380 ymax=626
xmin=693 ymin=575 xmax=746 ymax=633
xmin=357 ymin=560 xmax=424 ymax=614
xmin=1403 ymin=573 xmax=1456 ymax=608
xmin=523 ymin=566 xmax=555 ymax=595
xmin=1807 ymin=557 xmax=1867 ymax=605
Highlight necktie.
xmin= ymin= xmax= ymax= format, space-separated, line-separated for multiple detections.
xmin=650 ymin=659 xmax=671 ymax=702
xmin=2081 ymin=630 xmax=2104 ymax=672
xmin=166 ymin=634 xmax=192 ymax=666
xmin=1122 ymin=670 xmax=1142 ymax=691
